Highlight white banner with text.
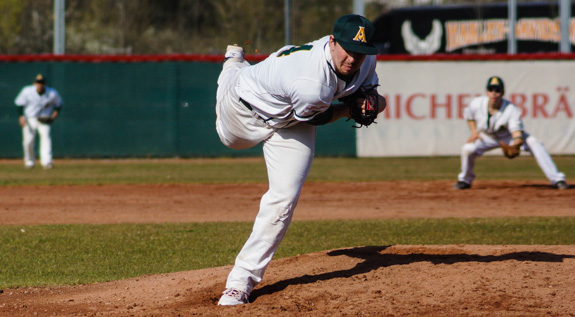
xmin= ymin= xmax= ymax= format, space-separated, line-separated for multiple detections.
xmin=358 ymin=60 xmax=575 ymax=157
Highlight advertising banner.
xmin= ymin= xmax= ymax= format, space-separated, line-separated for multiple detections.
xmin=358 ymin=60 xmax=575 ymax=157
xmin=373 ymin=3 xmax=575 ymax=55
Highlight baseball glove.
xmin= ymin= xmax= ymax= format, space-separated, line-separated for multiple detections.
xmin=339 ymin=89 xmax=379 ymax=128
xmin=499 ymin=141 xmax=521 ymax=159
xmin=37 ymin=116 xmax=54 ymax=124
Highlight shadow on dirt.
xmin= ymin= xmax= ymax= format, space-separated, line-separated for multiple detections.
xmin=519 ymin=184 xmax=571 ymax=190
xmin=250 ymin=245 xmax=575 ymax=302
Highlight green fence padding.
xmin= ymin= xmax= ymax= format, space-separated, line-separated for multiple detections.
xmin=0 ymin=61 xmax=355 ymax=158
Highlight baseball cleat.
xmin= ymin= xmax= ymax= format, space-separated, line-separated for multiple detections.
xmin=217 ymin=288 xmax=249 ymax=306
xmin=224 ymin=44 xmax=245 ymax=61
xmin=554 ymin=181 xmax=568 ymax=190
xmin=453 ymin=181 xmax=471 ymax=190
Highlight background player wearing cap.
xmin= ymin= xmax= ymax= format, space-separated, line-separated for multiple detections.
xmin=454 ymin=76 xmax=568 ymax=190
xmin=215 ymin=14 xmax=386 ymax=305
xmin=14 ymin=74 xmax=63 ymax=169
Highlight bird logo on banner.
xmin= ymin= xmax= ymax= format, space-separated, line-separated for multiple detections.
xmin=401 ymin=20 xmax=442 ymax=55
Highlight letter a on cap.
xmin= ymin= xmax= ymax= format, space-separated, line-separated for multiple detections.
xmin=489 ymin=76 xmax=502 ymax=86
xmin=353 ymin=26 xmax=367 ymax=43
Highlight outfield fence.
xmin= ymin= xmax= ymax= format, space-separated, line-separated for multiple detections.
xmin=1 ymin=54 xmax=573 ymax=158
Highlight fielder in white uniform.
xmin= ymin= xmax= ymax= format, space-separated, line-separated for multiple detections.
xmin=215 ymin=15 xmax=386 ymax=305
xmin=14 ymin=74 xmax=63 ymax=169
xmin=454 ymin=76 xmax=568 ymax=190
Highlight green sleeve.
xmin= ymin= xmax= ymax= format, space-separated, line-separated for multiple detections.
xmin=305 ymin=107 xmax=334 ymax=126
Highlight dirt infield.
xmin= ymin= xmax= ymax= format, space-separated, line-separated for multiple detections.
xmin=1 ymin=180 xmax=574 ymax=316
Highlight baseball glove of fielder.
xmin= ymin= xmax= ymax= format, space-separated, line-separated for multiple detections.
xmin=37 ymin=116 xmax=54 ymax=124
xmin=499 ymin=141 xmax=521 ymax=159
xmin=339 ymin=88 xmax=379 ymax=128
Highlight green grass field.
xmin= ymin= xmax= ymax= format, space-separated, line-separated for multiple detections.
xmin=0 ymin=156 xmax=572 ymax=185
xmin=0 ymin=156 xmax=573 ymax=288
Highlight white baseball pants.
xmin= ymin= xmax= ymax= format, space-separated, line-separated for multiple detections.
xmin=22 ymin=117 xmax=53 ymax=168
xmin=216 ymin=58 xmax=316 ymax=294
xmin=457 ymin=132 xmax=566 ymax=185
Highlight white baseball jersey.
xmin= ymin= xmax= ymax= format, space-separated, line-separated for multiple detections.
xmin=237 ymin=35 xmax=379 ymax=128
xmin=15 ymin=85 xmax=63 ymax=118
xmin=464 ymin=96 xmax=524 ymax=138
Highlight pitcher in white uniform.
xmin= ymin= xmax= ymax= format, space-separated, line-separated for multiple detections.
xmin=454 ymin=76 xmax=568 ymax=190
xmin=215 ymin=14 xmax=386 ymax=305
xmin=14 ymin=74 xmax=63 ymax=169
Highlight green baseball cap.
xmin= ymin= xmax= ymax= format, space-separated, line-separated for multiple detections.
xmin=34 ymin=74 xmax=46 ymax=84
xmin=333 ymin=14 xmax=378 ymax=55
xmin=486 ymin=76 xmax=504 ymax=92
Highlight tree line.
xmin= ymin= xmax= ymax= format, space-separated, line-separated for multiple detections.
xmin=1 ymin=0 xmax=382 ymax=55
